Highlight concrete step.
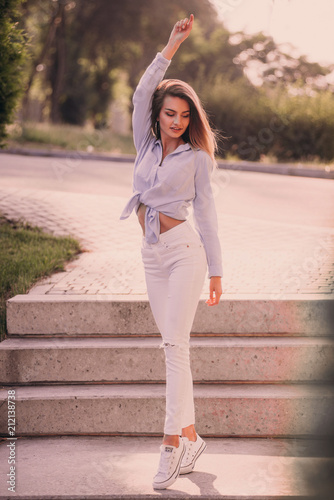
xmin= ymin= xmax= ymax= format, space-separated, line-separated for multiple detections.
xmin=6 ymin=293 xmax=334 ymax=336
xmin=1 ymin=336 xmax=334 ymax=385
xmin=1 ymin=435 xmax=331 ymax=498
xmin=1 ymin=383 xmax=333 ymax=438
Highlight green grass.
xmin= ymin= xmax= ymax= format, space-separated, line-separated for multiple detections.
xmin=7 ymin=121 xmax=136 ymax=155
xmin=0 ymin=216 xmax=81 ymax=341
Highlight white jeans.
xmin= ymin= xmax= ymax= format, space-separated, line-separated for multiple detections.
xmin=141 ymin=221 xmax=207 ymax=435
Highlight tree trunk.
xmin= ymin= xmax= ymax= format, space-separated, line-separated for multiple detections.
xmin=49 ymin=2 xmax=66 ymax=123
xmin=22 ymin=3 xmax=60 ymax=119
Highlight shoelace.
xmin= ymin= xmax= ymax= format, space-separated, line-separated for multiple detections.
xmin=157 ymin=449 xmax=174 ymax=474
xmin=184 ymin=442 xmax=196 ymax=460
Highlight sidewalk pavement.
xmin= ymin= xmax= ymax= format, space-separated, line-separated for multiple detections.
xmin=0 ymin=435 xmax=330 ymax=498
xmin=0 ymin=182 xmax=333 ymax=298
xmin=0 ymin=150 xmax=334 ymax=298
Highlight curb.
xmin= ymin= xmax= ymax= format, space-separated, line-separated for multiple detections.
xmin=216 ymin=159 xmax=334 ymax=179
xmin=0 ymin=147 xmax=135 ymax=164
xmin=1 ymin=147 xmax=334 ymax=179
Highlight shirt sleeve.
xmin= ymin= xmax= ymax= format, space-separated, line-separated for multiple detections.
xmin=132 ymin=52 xmax=171 ymax=152
xmin=192 ymin=151 xmax=223 ymax=279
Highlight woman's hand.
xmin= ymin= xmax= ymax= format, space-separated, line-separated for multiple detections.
xmin=206 ymin=276 xmax=222 ymax=306
xmin=162 ymin=14 xmax=194 ymax=60
xmin=169 ymin=14 xmax=194 ymax=45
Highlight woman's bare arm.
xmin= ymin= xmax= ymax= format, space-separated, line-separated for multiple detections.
xmin=161 ymin=14 xmax=194 ymax=61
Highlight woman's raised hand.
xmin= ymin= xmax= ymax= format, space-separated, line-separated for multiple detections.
xmin=170 ymin=14 xmax=194 ymax=44
xmin=162 ymin=14 xmax=194 ymax=60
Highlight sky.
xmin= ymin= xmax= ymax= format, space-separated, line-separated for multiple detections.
xmin=210 ymin=0 xmax=334 ymax=66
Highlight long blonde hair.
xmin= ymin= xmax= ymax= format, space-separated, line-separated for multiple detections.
xmin=151 ymin=79 xmax=218 ymax=162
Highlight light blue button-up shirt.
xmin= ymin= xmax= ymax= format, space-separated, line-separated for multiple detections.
xmin=120 ymin=52 xmax=223 ymax=278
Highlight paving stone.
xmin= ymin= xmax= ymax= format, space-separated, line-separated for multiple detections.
xmin=1 ymin=183 xmax=333 ymax=297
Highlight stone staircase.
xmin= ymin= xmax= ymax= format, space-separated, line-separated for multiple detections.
xmin=1 ymin=294 xmax=334 ymax=438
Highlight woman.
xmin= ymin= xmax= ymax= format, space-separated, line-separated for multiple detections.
xmin=120 ymin=14 xmax=223 ymax=490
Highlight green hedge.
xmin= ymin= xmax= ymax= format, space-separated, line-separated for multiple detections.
xmin=0 ymin=0 xmax=27 ymax=146
xmin=203 ymin=79 xmax=334 ymax=162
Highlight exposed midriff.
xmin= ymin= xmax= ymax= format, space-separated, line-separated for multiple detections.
xmin=137 ymin=203 xmax=185 ymax=236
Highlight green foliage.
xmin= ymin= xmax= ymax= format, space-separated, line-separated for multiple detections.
xmin=272 ymin=89 xmax=334 ymax=161
xmin=201 ymin=76 xmax=272 ymax=160
xmin=229 ymin=31 xmax=332 ymax=89
xmin=20 ymin=0 xmax=220 ymax=127
xmin=206 ymin=80 xmax=334 ymax=162
xmin=9 ymin=121 xmax=136 ymax=154
xmin=0 ymin=0 xmax=27 ymax=146
xmin=0 ymin=216 xmax=81 ymax=340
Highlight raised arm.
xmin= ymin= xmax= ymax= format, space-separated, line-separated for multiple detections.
xmin=132 ymin=15 xmax=194 ymax=152
xmin=132 ymin=54 xmax=170 ymax=152
xmin=161 ymin=14 xmax=194 ymax=61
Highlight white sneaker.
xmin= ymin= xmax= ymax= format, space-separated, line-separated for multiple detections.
xmin=152 ymin=440 xmax=185 ymax=490
xmin=180 ymin=434 xmax=206 ymax=474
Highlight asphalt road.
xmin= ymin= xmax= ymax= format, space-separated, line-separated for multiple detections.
xmin=0 ymin=153 xmax=333 ymax=229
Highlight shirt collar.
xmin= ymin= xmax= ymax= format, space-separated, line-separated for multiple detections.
xmin=154 ymin=138 xmax=192 ymax=154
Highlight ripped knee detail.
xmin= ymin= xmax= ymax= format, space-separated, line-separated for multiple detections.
xmin=159 ymin=342 xmax=189 ymax=350
xmin=159 ymin=342 xmax=177 ymax=349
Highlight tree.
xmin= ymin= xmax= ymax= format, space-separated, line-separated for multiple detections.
xmin=229 ymin=31 xmax=333 ymax=91
xmin=20 ymin=0 xmax=222 ymax=126
xmin=0 ymin=0 xmax=27 ymax=146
